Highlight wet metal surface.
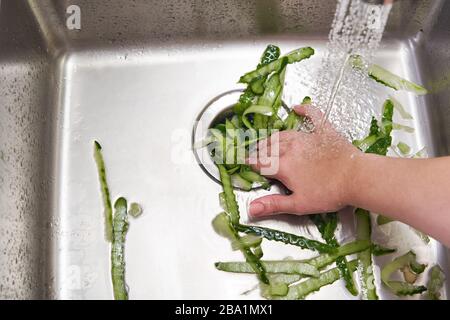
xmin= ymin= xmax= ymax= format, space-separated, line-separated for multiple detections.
xmin=0 ymin=0 xmax=449 ymax=299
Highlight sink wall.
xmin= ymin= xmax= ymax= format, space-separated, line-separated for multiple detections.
xmin=0 ymin=0 xmax=449 ymax=299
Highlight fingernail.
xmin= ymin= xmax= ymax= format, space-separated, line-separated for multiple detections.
xmin=249 ymin=202 xmax=265 ymax=217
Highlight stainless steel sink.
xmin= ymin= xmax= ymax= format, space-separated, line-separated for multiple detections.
xmin=1 ymin=0 xmax=449 ymax=299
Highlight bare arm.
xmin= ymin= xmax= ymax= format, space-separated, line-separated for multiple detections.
xmin=349 ymin=154 xmax=450 ymax=246
xmin=248 ymin=104 xmax=450 ymax=247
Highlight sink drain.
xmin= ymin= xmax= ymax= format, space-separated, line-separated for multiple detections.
xmin=192 ymin=90 xmax=288 ymax=189
xmin=192 ymin=90 xmax=241 ymax=187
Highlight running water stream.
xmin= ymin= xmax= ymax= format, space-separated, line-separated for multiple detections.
xmin=313 ymin=0 xmax=393 ymax=139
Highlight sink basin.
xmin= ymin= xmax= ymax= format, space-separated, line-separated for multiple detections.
xmin=0 ymin=0 xmax=449 ymax=299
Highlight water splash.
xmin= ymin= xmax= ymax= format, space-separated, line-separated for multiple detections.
xmin=313 ymin=0 xmax=393 ymax=140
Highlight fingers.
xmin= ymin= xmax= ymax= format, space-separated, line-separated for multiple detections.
xmin=247 ymin=138 xmax=290 ymax=177
xmin=272 ymin=131 xmax=297 ymax=143
xmin=254 ymin=131 xmax=295 ymax=154
xmin=248 ymin=194 xmax=298 ymax=218
xmin=294 ymin=103 xmax=324 ymax=123
xmin=247 ymin=131 xmax=295 ymax=166
xmin=293 ymin=104 xmax=336 ymax=133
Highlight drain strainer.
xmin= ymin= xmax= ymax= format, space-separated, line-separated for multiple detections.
xmin=192 ymin=90 xmax=242 ymax=187
xmin=192 ymin=90 xmax=289 ymax=189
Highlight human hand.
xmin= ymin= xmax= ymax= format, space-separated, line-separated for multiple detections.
xmin=248 ymin=104 xmax=363 ymax=218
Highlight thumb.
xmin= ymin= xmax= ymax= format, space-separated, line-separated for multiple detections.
xmin=248 ymin=194 xmax=297 ymax=218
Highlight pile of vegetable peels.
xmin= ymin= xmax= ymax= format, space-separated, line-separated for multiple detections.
xmin=201 ymin=44 xmax=445 ymax=300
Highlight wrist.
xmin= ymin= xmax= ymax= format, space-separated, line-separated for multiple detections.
xmin=341 ymin=150 xmax=368 ymax=207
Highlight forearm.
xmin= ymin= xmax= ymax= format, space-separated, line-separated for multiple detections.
xmin=348 ymin=154 xmax=450 ymax=246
